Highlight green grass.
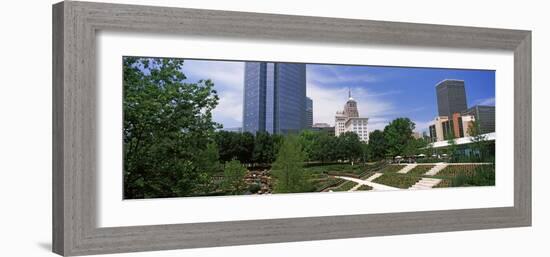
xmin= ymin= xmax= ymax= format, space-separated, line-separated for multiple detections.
xmin=407 ymin=165 xmax=435 ymax=176
xmin=332 ymin=180 xmax=358 ymax=192
xmin=433 ymin=164 xmax=495 ymax=187
xmin=311 ymin=176 xmax=345 ymax=192
xmin=356 ymin=184 xmax=373 ymax=191
xmin=304 ymin=163 xmax=380 ymax=179
xmin=379 ymin=165 xmax=405 ymax=173
xmin=434 ymin=165 xmax=478 ymax=178
xmin=433 ymin=179 xmax=452 ymax=188
xmin=360 ymin=171 xmax=376 ymax=180
xmin=372 ymin=173 xmax=421 ymax=189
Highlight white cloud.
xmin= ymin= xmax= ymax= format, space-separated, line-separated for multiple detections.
xmin=181 ymin=60 xmax=244 ymax=128
xmin=412 ymin=120 xmax=433 ymax=134
xmin=181 ymin=60 xmax=244 ymax=91
xmin=307 ymin=65 xmax=378 ymax=85
xmin=307 ymin=83 xmax=396 ymax=128
xmin=474 ymin=97 xmax=495 ymax=106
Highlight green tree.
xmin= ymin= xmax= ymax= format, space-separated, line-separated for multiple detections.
xmin=253 ymin=132 xmax=275 ymax=164
xmin=215 ymin=131 xmax=239 ymax=164
xmin=339 ymin=132 xmax=363 ymax=164
xmin=222 ymin=160 xmax=248 ymax=194
xmin=367 ymin=130 xmax=386 ymax=161
xmin=383 ymin=118 xmax=415 ymax=157
xmin=237 ymin=132 xmax=255 ymax=164
xmin=361 ymin=143 xmax=370 ymax=163
xmin=198 ymin=142 xmax=222 ymax=174
xmin=403 ymin=137 xmax=429 ymax=157
xmin=299 ymin=130 xmax=319 ymax=161
xmin=123 ymin=57 xmax=220 ymax=199
xmin=272 ymin=135 xmax=311 ymax=193
xmin=311 ymin=132 xmax=335 ymax=163
xmin=467 ymin=121 xmax=490 ymax=162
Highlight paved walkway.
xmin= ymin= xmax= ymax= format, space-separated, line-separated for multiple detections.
xmin=397 ymin=164 xmax=417 ymax=174
xmin=424 ymin=163 xmax=448 ymax=176
xmin=336 ymin=174 xmax=400 ymax=192
xmin=409 ymin=177 xmax=442 ymax=190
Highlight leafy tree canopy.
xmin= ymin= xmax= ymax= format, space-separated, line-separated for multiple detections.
xmin=123 ymin=57 xmax=220 ymax=199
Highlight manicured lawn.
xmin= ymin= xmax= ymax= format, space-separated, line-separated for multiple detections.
xmin=434 ymin=165 xmax=478 ymax=178
xmin=372 ymin=173 xmax=421 ymax=189
xmin=356 ymin=184 xmax=373 ymax=191
xmin=332 ymin=180 xmax=358 ymax=192
xmin=407 ymin=165 xmax=435 ymax=176
xmin=304 ymin=163 xmax=383 ymax=179
xmin=433 ymin=179 xmax=452 ymax=188
xmin=360 ymin=171 xmax=376 ymax=180
xmin=433 ymin=164 xmax=495 ymax=187
xmin=311 ymin=176 xmax=345 ymax=192
xmin=379 ymin=165 xmax=405 ymax=173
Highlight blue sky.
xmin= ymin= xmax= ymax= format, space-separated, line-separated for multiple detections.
xmin=180 ymin=59 xmax=495 ymax=133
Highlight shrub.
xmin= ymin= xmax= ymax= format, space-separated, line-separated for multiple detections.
xmin=248 ymin=183 xmax=261 ymax=194
xmin=356 ymin=184 xmax=373 ymax=191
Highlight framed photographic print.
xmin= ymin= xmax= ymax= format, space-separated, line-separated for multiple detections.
xmin=52 ymin=1 xmax=531 ymax=256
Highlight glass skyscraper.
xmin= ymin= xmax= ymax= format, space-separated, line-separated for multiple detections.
xmin=436 ymin=79 xmax=468 ymax=117
xmin=243 ymin=62 xmax=307 ymax=134
xmin=306 ymin=97 xmax=313 ymax=128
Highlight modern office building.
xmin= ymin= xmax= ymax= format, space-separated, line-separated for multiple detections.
xmin=311 ymin=123 xmax=335 ymax=136
xmin=219 ymin=127 xmax=243 ymax=133
xmin=306 ymin=97 xmax=313 ymax=128
xmin=429 ymin=79 xmax=494 ymax=142
xmin=462 ymin=105 xmax=496 ymax=134
xmin=436 ymin=79 xmax=468 ymax=117
xmin=334 ymin=90 xmax=369 ymax=142
xmin=428 ymin=114 xmax=476 ymax=142
xmin=242 ymin=62 xmax=307 ymax=134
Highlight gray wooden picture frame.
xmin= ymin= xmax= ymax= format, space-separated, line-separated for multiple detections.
xmin=52 ymin=1 xmax=531 ymax=256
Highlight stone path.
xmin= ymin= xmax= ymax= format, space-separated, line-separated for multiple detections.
xmin=424 ymin=163 xmax=448 ymax=176
xmin=365 ymin=172 xmax=383 ymax=181
xmin=397 ymin=164 xmax=418 ymax=174
xmin=409 ymin=177 xmax=442 ymax=190
xmin=336 ymin=175 xmax=400 ymax=192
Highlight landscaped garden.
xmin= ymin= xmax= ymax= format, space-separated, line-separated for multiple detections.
xmin=332 ymin=180 xmax=359 ymax=192
xmin=378 ymin=165 xmax=406 ymax=173
xmin=372 ymin=173 xmax=422 ymax=189
xmin=407 ymin=165 xmax=435 ymax=176
xmin=433 ymin=164 xmax=495 ymax=188
xmin=356 ymin=184 xmax=373 ymax=191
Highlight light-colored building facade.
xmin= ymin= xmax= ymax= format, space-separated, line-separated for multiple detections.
xmin=344 ymin=117 xmax=369 ymax=141
xmin=429 ymin=113 xmax=476 ymax=142
xmin=334 ymin=90 xmax=369 ymax=142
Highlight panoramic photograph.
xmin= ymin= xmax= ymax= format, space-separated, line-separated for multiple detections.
xmin=122 ymin=56 xmax=496 ymax=199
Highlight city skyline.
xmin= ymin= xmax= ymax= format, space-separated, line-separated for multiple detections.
xmin=179 ymin=59 xmax=495 ymax=133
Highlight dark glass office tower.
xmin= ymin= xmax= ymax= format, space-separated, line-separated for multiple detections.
xmin=243 ymin=62 xmax=307 ymax=134
xmin=436 ymin=79 xmax=468 ymax=117
xmin=462 ymin=105 xmax=496 ymax=134
xmin=306 ymin=97 xmax=313 ymax=128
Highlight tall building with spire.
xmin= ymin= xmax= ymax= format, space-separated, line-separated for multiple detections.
xmin=335 ymin=89 xmax=369 ymax=142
